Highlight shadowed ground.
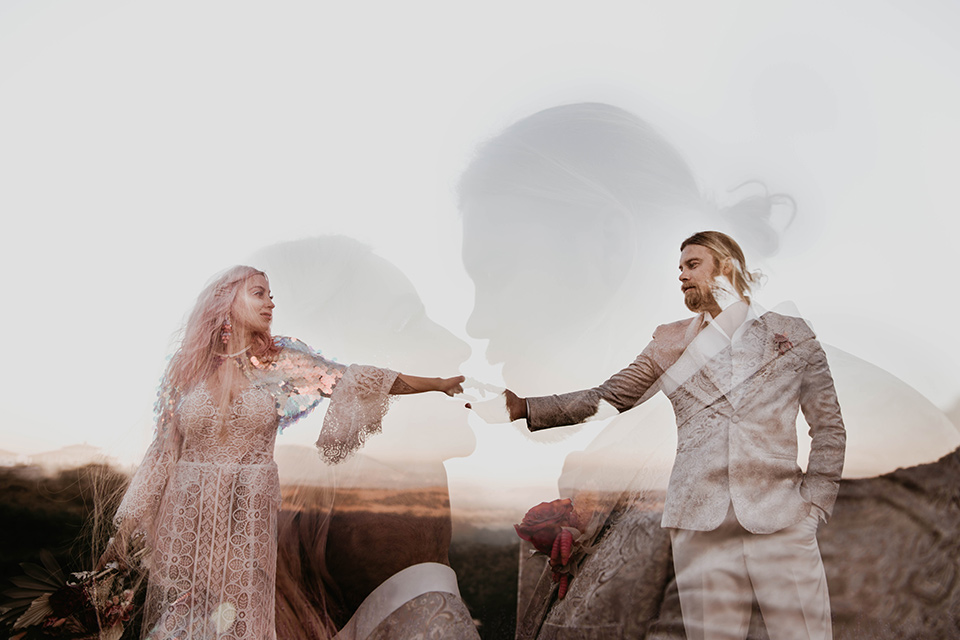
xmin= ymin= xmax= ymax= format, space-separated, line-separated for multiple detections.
xmin=517 ymin=447 xmax=960 ymax=639
xmin=5 ymin=451 xmax=958 ymax=639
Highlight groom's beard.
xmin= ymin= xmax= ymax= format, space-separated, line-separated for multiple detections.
xmin=683 ymin=283 xmax=718 ymax=313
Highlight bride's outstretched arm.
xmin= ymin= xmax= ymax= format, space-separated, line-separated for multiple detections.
xmin=390 ymin=374 xmax=464 ymax=397
xmin=318 ymin=371 xmax=464 ymax=463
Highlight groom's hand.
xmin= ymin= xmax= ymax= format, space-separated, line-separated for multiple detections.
xmin=504 ymin=389 xmax=527 ymax=421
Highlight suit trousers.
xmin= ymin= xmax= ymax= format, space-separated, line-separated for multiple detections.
xmin=669 ymin=503 xmax=832 ymax=640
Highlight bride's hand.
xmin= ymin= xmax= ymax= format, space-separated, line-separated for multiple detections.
xmin=96 ymin=531 xmax=129 ymax=571
xmin=437 ymin=375 xmax=465 ymax=396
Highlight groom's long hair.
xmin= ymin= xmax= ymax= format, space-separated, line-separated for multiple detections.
xmin=681 ymin=231 xmax=762 ymax=303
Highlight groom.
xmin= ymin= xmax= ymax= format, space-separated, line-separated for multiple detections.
xmin=504 ymin=231 xmax=846 ymax=640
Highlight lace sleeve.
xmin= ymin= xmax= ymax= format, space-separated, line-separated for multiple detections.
xmin=113 ymin=392 xmax=181 ymax=542
xmin=316 ymin=364 xmax=400 ymax=464
xmin=247 ymin=337 xmax=398 ymax=461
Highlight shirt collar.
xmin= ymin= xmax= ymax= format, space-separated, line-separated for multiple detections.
xmin=702 ymin=301 xmax=763 ymax=342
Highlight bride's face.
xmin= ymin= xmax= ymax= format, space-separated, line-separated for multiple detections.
xmin=232 ymin=274 xmax=275 ymax=334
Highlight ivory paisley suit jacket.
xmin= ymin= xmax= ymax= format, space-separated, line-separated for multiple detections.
xmin=526 ymin=311 xmax=846 ymax=534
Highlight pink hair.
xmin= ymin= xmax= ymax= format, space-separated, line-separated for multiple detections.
xmin=161 ymin=266 xmax=280 ymax=429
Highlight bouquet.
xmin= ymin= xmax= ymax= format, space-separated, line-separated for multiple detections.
xmin=1 ymin=549 xmax=143 ymax=640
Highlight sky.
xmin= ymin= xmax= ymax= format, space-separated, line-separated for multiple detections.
xmin=1 ymin=0 xmax=959 ymax=508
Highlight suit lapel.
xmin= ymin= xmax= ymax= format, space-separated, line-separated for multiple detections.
xmin=661 ymin=313 xmax=789 ymax=408
xmin=737 ymin=314 xmax=784 ymax=380
xmin=659 ymin=315 xmax=728 ymax=404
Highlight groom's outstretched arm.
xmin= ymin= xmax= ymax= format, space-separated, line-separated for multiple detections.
xmin=511 ymin=337 xmax=665 ymax=432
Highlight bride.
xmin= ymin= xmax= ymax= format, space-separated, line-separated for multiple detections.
xmin=99 ymin=265 xmax=463 ymax=640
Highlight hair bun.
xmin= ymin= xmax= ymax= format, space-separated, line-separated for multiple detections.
xmin=718 ymin=181 xmax=795 ymax=258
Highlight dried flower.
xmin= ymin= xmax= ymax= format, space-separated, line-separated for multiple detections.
xmin=773 ymin=333 xmax=793 ymax=355
xmin=47 ymin=583 xmax=89 ymax=618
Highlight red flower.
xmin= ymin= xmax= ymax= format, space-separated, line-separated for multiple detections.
xmin=514 ymin=499 xmax=580 ymax=555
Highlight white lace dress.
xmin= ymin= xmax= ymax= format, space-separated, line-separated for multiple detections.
xmin=114 ymin=337 xmax=397 ymax=639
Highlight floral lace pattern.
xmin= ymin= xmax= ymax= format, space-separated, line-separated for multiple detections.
xmin=316 ymin=364 xmax=399 ymax=464
xmin=112 ymin=336 xmax=398 ymax=639
xmin=113 ymin=415 xmax=181 ymax=543
xmin=144 ymin=383 xmax=281 ymax=640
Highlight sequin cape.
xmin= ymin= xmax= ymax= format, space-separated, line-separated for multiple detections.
xmin=248 ymin=336 xmax=348 ymax=432
xmin=112 ymin=336 xmax=398 ymax=639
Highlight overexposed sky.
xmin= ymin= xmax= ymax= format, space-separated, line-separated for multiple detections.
xmin=1 ymin=1 xmax=959 ymax=502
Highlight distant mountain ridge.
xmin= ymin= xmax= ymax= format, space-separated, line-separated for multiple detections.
xmin=0 ymin=443 xmax=120 ymax=471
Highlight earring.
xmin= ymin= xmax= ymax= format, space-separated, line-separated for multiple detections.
xmin=221 ymin=316 xmax=233 ymax=345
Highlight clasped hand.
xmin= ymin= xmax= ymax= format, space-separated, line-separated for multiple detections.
xmin=461 ymin=378 xmax=527 ymax=423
